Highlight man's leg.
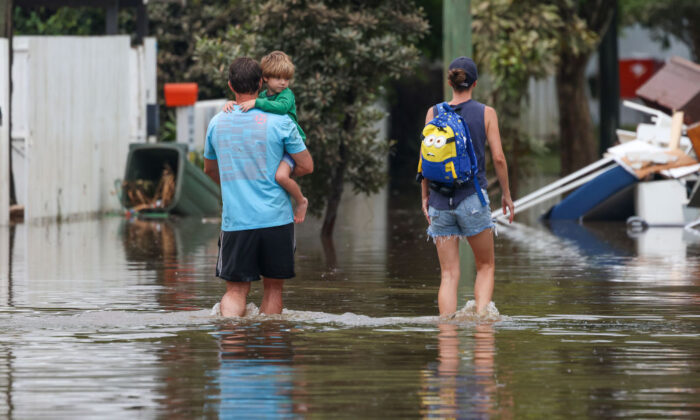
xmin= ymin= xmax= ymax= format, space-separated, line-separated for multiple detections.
xmin=466 ymin=228 xmax=495 ymax=314
xmin=220 ymin=281 xmax=251 ymax=317
xmin=260 ymin=277 xmax=285 ymax=314
xmin=435 ymin=236 xmax=461 ymax=315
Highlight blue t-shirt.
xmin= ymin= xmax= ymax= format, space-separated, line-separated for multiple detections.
xmin=204 ymin=107 xmax=306 ymax=231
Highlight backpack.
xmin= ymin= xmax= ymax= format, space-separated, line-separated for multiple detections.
xmin=417 ymin=102 xmax=487 ymax=206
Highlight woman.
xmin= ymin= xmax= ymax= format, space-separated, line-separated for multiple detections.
xmin=421 ymin=56 xmax=514 ymax=316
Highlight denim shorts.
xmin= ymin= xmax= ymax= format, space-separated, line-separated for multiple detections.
xmin=281 ymin=153 xmax=295 ymax=169
xmin=427 ymin=191 xmax=494 ymax=239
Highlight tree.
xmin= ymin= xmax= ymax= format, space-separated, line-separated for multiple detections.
xmin=552 ymin=0 xmax=615 ymax=175
xmin=196 ymin=0 xmax=428 ymax=239
xmin=623 ymin=0 xmax=700 ymax=61
xmin=13 ymin=6 xmax=104 ymax=35
xmin=471 ymin=0 xmax=563 ymax=195
xmin=147 ymin=0 xmax=251 ymax=101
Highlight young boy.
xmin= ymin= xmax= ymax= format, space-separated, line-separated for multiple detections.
xmin=223 ymin=51 xmax=308 ymax=223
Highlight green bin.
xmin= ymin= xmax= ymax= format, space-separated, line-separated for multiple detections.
xmin=121 ymin=143 xmax=221 ymax=217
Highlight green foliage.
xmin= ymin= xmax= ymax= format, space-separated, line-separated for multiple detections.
xmin=13 ymin=6 xmax=103 ymax=35
xmin=148 ymin=0 xmax=253 ymax=101
xmin=472 ymin=0 xmax=570 ymax=161
xmin=474 ymin=0 xmax=616 ymax=176
xmin=622 ymin=0 xmax=700 ymax=60
xmin=196 ymin=0 xmax=428 ymax=220
xmin=160 ymin=110 xmax=177 ymax=143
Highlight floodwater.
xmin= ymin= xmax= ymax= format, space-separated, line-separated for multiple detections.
xmin=1 ymin=186 xmax=699 ymax=419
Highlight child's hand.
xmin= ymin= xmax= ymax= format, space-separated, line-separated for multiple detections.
xmin=239 ymin=100 xmax=256 ymax=112
xmin=222 ymin=101 xmax=237 ymax=113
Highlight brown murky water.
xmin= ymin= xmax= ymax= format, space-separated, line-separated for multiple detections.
xmin=1 ymin=186 xmax=699 ymax=418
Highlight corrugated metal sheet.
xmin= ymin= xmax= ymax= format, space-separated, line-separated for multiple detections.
xmin=0 ymin=39 xmax=9 ymax=226
xmin=636 ymin=56 xmax=700 ymax=125
xmin=21 ymin=36 xmax=132 ymax=221
xmin=10 ymin=38 xmax=28 ymax=208
xmin=522 ymin=76 xmax=560 ymax=141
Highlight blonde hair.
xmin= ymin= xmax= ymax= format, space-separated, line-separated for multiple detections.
xmin=260 ymin=51 xmax=295 ymax=79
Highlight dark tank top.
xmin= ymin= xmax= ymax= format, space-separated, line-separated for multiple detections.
xmin=427 ymin=99 xmax=489 ymax=210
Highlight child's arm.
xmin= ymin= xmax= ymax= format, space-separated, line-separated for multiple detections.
xmin=222 ymin=101 xmax=237 ymax=113
xmin=254 ymin=89 xmax=295 ymax=115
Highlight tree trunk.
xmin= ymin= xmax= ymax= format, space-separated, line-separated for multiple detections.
xmin=556 ymin=53 xmax=598 ymax=176
xmin=321 ymin=101 xmax=354 ymax=240
xmin=320 ymin=232 xmax=338 ymax=272
xmin=320 ymin=141 xmax=347 ymax=239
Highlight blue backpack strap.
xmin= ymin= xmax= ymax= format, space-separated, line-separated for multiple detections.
xmin=459 ymin=116 xmax=488 ymax=207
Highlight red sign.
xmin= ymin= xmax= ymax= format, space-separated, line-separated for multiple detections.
xmin=619 ymin=59 xmax=662 ymax=99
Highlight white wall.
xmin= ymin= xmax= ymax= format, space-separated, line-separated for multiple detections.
xmin=0 ymin=39 xmax=9 ymax=225
xmin=10 ymin=38 xmax=28 ymax=209
xmin=10 ymin=36 xmax=154 ymax=221
xmin=0 ymin=38 xmax=10 ymax=226
xmin=128 ymin=38 xmax=158 ymax=144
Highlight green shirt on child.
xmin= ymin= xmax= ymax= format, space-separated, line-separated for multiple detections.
xmin=255 ymin=88 xmax=306 ymax=141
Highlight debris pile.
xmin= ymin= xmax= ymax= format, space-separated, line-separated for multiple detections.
xmin=122 ymin=164 xmax=176 ymax=213
xmin=493 ymin=56 xmax=700 ymax=228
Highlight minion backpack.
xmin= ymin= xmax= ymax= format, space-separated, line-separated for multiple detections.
xmin=417 ymin=102 xmax=487 ymax=207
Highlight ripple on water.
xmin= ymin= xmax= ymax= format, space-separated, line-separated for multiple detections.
xmin=210 ymin=299 xmax=502 ymax=327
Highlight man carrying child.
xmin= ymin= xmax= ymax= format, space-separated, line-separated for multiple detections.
xmin=204 ymin=57 xmax=313 ymax=317
xmin=224 ymin=51 xmax=309 ymax=223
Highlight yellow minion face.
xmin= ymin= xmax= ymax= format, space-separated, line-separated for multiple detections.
xmin=421 ymin=124 xmax=457 ymax=163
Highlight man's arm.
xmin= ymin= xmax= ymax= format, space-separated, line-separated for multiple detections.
xmin=204 ymin=158 xmax=220 ymax=186
xmin=255 ymin=89 xmax=295 ymax=115
xmin=289 ymin=150 xmax=313 ymax=177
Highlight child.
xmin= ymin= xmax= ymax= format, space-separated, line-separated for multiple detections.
xmin=223 ymin=51 xmax=308 ymax=223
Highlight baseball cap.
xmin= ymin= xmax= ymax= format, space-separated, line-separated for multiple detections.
xmin=448 ymin=56 xmax=478 ymax=88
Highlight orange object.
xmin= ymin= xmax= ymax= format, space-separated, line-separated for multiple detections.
xmin=164 ymin=83 xmax=198 ymax=107
xmin=688 ymin=122 xmax=700 ymax=158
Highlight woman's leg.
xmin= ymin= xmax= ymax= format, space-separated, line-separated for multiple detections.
xmin=435 ymin=236 xmax=461 ymax=315
xmin=466 ymin=228 xmax=495 ymax=314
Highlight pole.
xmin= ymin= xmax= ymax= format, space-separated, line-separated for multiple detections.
xmin=443 ymin=0 xmax=471 ymax=101
xmin=105 ymin=0 xmax=118 ymax=35
xmin=135 ymin=1 xmax=147 ymax=45
xmin=598 ymin=0 xmax=619 ymax=155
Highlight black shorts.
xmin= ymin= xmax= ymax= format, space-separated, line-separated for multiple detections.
xmin=216 ymin=223 xmax=295 ymax=282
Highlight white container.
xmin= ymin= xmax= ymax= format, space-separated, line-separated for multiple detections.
xmin=635 ymin=180 xmax=687 ymax=226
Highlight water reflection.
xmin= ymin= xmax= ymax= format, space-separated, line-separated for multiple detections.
xmin=420 ymin=324 xmax=512 ymax=419
xmin=119 ymin=218 xmax=219 ymax=310
xmin=209 ymin=323 xmax=306 ymax=418
xmin=0 ymin=187 xmax=698 ymax=418
xmin=0 ymin=226 xmax=12 ymax=307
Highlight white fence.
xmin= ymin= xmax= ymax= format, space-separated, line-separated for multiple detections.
xmin=0 ymin=39 xmax=9 ymax=226
xmin=8 ymin=36 xmax=156 ymax=223
xmin=522 ymin=77 xmax=560 ymax=142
